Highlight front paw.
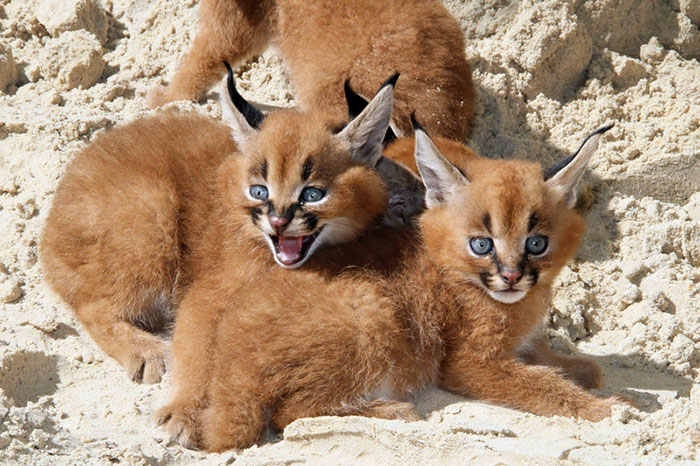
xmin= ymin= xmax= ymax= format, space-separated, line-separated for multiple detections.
xmin=155 ymin=401 xmax=201 ymax=449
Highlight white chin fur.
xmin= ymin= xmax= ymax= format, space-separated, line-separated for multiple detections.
xmin=488 ymin=289 xmax=528 ymax=304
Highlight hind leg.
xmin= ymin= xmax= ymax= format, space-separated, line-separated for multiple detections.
xmin=77 ymin=299 xmax=169 ymax=384
xmin=148 ymin=0 xmax=270 ymax=107
xmin=518 ymin=335 xmax=602 ymax=390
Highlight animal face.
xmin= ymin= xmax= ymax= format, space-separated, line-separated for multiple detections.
xmin=415 ymin=123 xmax=611 ymax=304
xmin=218 ymin=65 xmax=395 ymax=268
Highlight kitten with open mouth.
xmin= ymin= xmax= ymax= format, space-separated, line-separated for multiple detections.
xmin=219 ymin=64 xmax=415 ymax=269
xmin=267 ymin=227 xmax=324 ymax=267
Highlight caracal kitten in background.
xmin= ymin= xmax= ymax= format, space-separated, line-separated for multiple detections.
xmin=40 ymin=71 xmax=416 ymax=384
xmin=147 ymin=0 xmax=474 ymax=140
xmin=157 ymin=115 xmax=626 ymax=452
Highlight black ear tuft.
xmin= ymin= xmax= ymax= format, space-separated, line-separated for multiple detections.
xmin=410 ymin=112 xmax=425 ymax=132
xmin=543 ymin=123 xmax=614 ymax=180
xmin=381 ymin=72 xmax=400 ymax=89
xmin=344 ymin=79 xmax=369 ymax=120
xmin=223 ymin=61 xmax=265 ymax=129
xmin=343 ymin=77 xmax=397 ymax=145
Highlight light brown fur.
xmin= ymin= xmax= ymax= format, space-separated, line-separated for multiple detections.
xmin=158 ymin=128 xmax=625 ymax=452
xmin=40 ymin=111 xmax=237 ymax=383
xmin=41 ymin=77 xmax=401 ymax=384
xmin=147 ymin=0 xmax=474 ymax=140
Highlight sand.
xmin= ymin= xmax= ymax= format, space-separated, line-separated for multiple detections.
xmin=0 ymin=0 xmax=698 ymax=464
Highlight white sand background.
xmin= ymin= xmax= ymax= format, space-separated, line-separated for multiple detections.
xmin=1 ymin=0 xmax=699 ymax=464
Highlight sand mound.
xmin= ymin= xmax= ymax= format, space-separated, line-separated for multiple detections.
xmin=0 ymin=0 xmax=698 ymax=463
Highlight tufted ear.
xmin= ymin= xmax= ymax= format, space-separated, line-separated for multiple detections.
xmin=412 ymin=116 xmax=468 ymax=209
xmin=344 ymin=80 xmax=397 ymax=144
xmin=544 ymin=123 xmax=613 ymax=208
xmin=336 ymin=73 xmax=398 ymax=167
xmin=219 ymin=61 xmax=265 ymax=149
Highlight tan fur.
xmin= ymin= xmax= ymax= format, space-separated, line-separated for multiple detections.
xmin=385 ymin=136 xmax=603 ymax=390
xmin=40 ymin=111 xmax=237 ymax=383
xmin=40 ymin=102 xmax=392 ymax=383
xmin=147 ymin=0 xmax=474 ymax=140
xmin=158 ymin=133 xmax=625 ymax=452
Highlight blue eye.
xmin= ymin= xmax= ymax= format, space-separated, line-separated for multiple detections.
xmin=470 ymin=237 xmax=493 ymax=255
xmin=249 ymin=185 xmax=268 ymax=200
xmin=526 ymin=235 xmax=548 ymax=255
xmin=300 ymin=187 xmax=325 ymax=203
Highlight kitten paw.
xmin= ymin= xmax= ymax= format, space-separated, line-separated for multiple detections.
xmin=155 ymin=401 xmax=201 ymax=450
xmin=123 ymin=340 xmax=168 ymax=384
xmin=362 ymin=399 xmax=420 ymax=422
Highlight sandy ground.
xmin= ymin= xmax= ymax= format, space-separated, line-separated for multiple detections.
xmin=1 ymin=0 xmax=699 ymax=464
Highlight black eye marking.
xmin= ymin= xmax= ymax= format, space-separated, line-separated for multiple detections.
xmin=479 ymin=271 xmax=491 ymax=289
xmin=302 ymin=212 xmax=319 ymax=231
xmin=249 ymin=207 xmax=262 ymax=224
xmin=265 ymin=201 xmax=275 ymax=216
xmin=301 ymin=158 xmax=313 ymax=182
xmin=483 ymin=213 xmax=492 ymax=234
xmin=281 ymin=202 xmax=302 ymax=222
xmin=529 ymin=268 xmax=539 ymax=287
xmin=528 ymin=212 xmax=540 ymax=232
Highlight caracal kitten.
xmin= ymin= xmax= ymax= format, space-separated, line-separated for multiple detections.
xmin=40 ymin=71 xmax=415 ymax=384
xmin=347 ymin=86 xmax=604 ymax=389
xmin=157 ymin=121 xmax=626 ymax=452
xmin=147 ymin=0 xmax=474 ymax=140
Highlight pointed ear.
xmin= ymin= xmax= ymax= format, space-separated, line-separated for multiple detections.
xmin=544 ymin=123 xmax=613 ymax=208
xmin=412 ymin=117 xmax=468 ymax=208
xmin=336 ymin=73 xmax=398 ymax=166
xmin=219 ymin=61 xmax=265 ymax=148
xmin=344 ymin=79 xmax=397 ymax=145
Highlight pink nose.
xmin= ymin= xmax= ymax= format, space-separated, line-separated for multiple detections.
xmin=269 ymin=215 xmax=290 ymax=234
xmin=501 ymin=269 xmax=522 ymax=285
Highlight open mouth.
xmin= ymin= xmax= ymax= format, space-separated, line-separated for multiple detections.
xmin=269 ymin=227 xmax=324 ymax=267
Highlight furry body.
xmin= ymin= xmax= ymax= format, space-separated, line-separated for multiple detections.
xmin=40 ymin=112 xmax=236 ymax=383
xmin=148 ymin=0 xmax=474 ymax=140
xmin=158 ymin=131 xmax=622 ymax=452
xmin=41 ymin=74 xmax=405 ymax=384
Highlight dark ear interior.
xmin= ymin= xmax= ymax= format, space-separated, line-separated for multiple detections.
xmin=224 ymin=61 xmax=265 ymax=129
xmin=343 ymin=79 xmax=397 ymax=144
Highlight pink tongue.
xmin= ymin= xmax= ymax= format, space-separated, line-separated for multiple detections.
xmin=276 ymin=236 xmax=304 ymax=264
